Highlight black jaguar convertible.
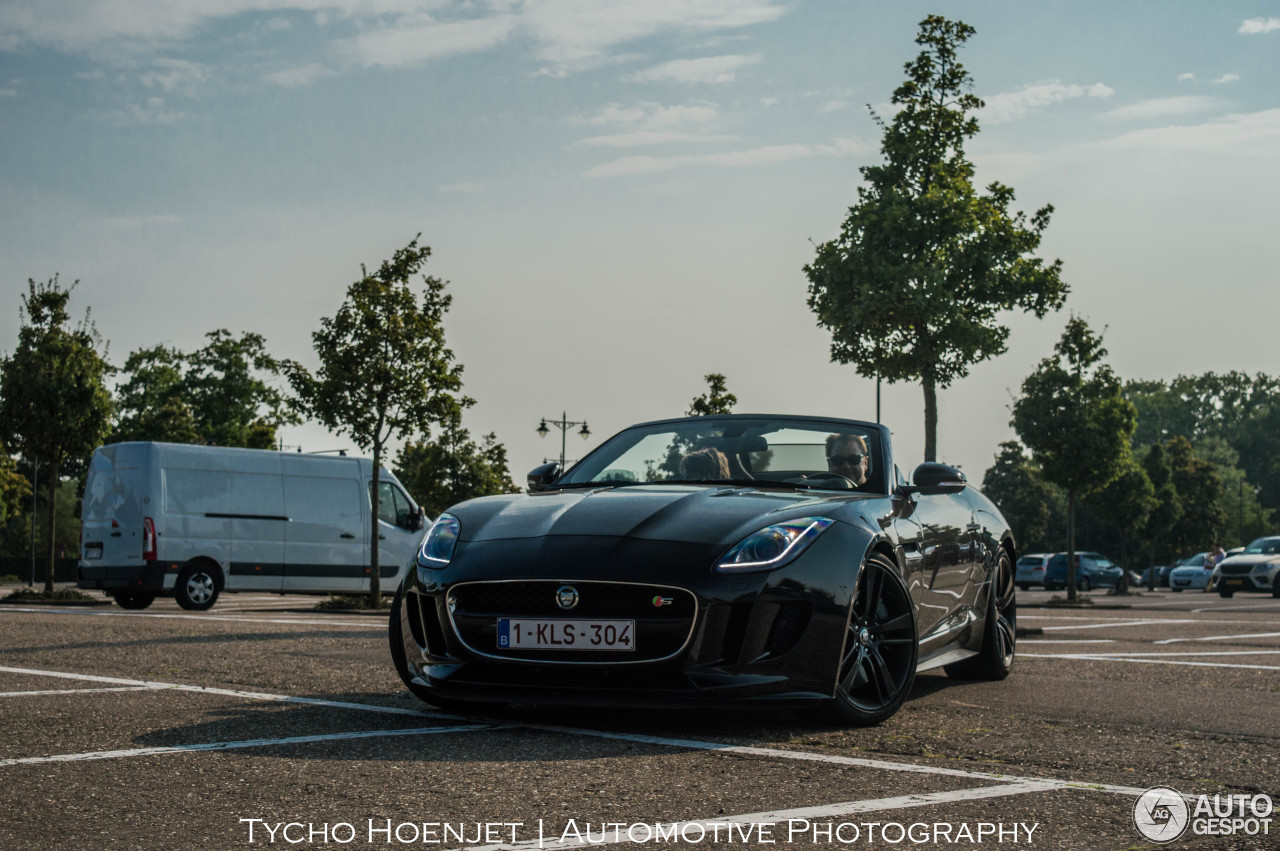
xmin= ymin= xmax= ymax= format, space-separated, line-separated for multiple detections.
xmin=390 ymin=414 xmax=1016 ymax=725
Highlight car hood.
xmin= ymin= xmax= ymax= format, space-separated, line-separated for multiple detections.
xmin=451 ymin=485 xmax=873 ymax=545
xmin=1219 ymin=555 xmax=1280 ymax=568
xmin=1169 ymin=564 xmax=1211 ymax=576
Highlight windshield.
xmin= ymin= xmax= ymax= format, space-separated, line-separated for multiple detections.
xmin=558 ymin=417 xmax=887 ymax=494
xmin=1243 ymin=537 xmax=1280 ymax=555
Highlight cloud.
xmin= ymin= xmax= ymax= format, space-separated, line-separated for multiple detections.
xmin=1238 ymin=17 xmax=1280 ymax=34
xmin=581 ymin=101 xmax=719 ymax=128
xmin=264 ymin=62 xmax=334 ymax=87
xmin=337 ymin=12 xmax=518 ymax=68
xmin=1177 ymin=72 xmax=1195 ymax=82
xmin=580 ymin=138 xmax=872 ymax=177
xmin=438 ymin=182 xmax=487 ymax=193
xmin=627 ymin=53 xmax=761 ymax=84
xmin=93 ymin=96 xmax=184 ymax=125
xmin=138 ymin=58 xmax=210 ymax=94
xmin=979 ymin=80 xmax=1114 ymax=124
xmin=0 ymin=86 xmax=15 ymax=97
xmin=1213 ymin=73 xmax=1240 ymax=84
xmin=100 ymin=213 xmax=181 ymax=228
xmin=1086 ymin=108 xmax=1280 ymax=159
xmin=576 ymin=131 xmax=737 ymax=147
xmin=1103 ymin=95 xmax=1225 ymax=121
xmin=818 ymin=100 xmax=846 ymax=114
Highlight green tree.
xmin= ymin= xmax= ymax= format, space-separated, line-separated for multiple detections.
xmin=284 ymin=237 xmax=468 ymax=606
xmin=1012 ymin=317 xmax=1136 ymax=601
xmin=0 ymin=277 xmax=113 ymax=591
xmin=1140 ymin=441 xmax=1180 ymax=584
xmin=1163 ymin=436 xmax=1227 ymax=556
xmin=111 ymin=344 xmax=199 ymax=444
xmin=1085 ymin=454 xmax=1154 ymax=590
xmin=805 ymin=15 xmax=1067 ymax=461
xmin=393 ymin=410 xmax=518 ymax=517
xmin=687 ymin=373 xmax=737 ymax=416
xmin=980 ymin=441 xmax=1066 ymax=555
xmin=186 ymin=330 xmax=297 ymax=448
xmin=0 ymin=444 xmax=31 ymax=525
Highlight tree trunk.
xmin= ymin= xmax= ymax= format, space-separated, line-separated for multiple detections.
xmin=1066 ymin=490 xmax=1077 ymax=603
xmin=922 ymin=373 xmax=937 ymax=463
xmin=369 ymin=444 xmax=382 ymax=608
xmin=45 ymin=459 xmax=59 ymax=594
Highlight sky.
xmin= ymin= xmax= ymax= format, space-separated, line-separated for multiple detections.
xmin=2 ymin=1 xmax=1278 ymax=489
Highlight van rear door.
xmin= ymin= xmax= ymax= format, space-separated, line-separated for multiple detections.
xmin=80 ymin=444 xmax=152 ymax=567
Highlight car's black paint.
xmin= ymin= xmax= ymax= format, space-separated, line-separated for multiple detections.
xmin=392 ymin=414 xmax=1016 ymax=724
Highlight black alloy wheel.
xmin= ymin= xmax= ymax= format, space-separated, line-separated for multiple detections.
xmin=175 ymin=563 xmax=219 ymax=611
xmin=826 ymin=553 xmax=918 ymax=726
xmin=945 ymin=549 xmax=1016 ymax=681
xmin=110 ymin=591 xmax=156 ymax=610
xmin=1078 ymin=576 xmax=1091 ymax=592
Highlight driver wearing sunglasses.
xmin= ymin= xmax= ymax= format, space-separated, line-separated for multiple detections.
xmin=826 ymin=433 xmax=870 ymax=487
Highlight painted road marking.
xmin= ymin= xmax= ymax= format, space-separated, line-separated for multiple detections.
xmin=0 ymin=686 xmax=152 ymax=698
xmin=1155 ymin=631 xmax=1280 ymax=644
xmin=0 ymin=666 xmax=441 ymax=717
xmin=1021 ymin=653 xmax=1280 ymax=671
xmin=1019 ymin=639 xmax=1116 ymax=644
xmin=0 ymin=725 xmax=499 ymax=767
xmin=0 ymin=607 xmax=381 ymax=628
xmin=1039 ymin=619 xmax=1195 ymax=631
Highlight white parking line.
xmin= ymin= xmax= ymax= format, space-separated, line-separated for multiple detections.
xmin=1018 ymin=639 xmax=1115 ymax=644
xmin=0 ymin=686 xmax=152 ymax=698
xmin=0 ymin=607 xmax=381 ymax=628
xmin=1039 ymin=619 xmax=1194 ymax=631
xmin=0 ymin=725 xmax=498 ymax=767
xmin=462 ymin=782 xmax=1060 ymax=851
xmin=1155 ymin=631 xmax=1280 ymax=644
xmin=0 ymin=666 xmax=441 ymax=717
xmin=1021 ymin=653 xmax=1280 ymax=671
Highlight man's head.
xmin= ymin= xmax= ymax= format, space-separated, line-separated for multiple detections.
xmin=826 ymin=433 xmax=869 ymax=486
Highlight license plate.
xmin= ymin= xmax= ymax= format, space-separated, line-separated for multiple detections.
xmin=84 ymin=545 xmax=102 ymax=560
xmin=497 ymin=618 xmax=634 ymax=651
xmin=1225 ymin=579 xmax=1245 ymax=586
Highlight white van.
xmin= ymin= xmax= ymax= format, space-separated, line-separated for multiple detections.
xmin=77 ymin=442 xmax=428 ymax=610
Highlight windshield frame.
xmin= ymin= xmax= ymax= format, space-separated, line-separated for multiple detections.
xmin=556 ymin=414 xmax=893 ymax=496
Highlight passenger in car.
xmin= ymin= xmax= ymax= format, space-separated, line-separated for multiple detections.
xmin=679 ymin=447 xmax=731 ymax=481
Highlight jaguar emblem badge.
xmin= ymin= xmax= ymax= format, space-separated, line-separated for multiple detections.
xmin=556 ymin=585 xmax=579 ymax=610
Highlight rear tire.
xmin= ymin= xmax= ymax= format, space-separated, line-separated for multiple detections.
xmin=1171 ymin=587 xmax=1183 ymax=593
xmin=110 ymin=591 xmax=156 ymax=610
xmin=1018 ymin=583 xmax=1030 ymax=592
xmin=945 ymin=549 xmax=1016 ymax=681
xmin=1078 ymin=576 xmax=1091 ymax=592
xmin=823 ymin=553 xmax=917 ymax=726
xmin=175 ymin=563 xmax=219 ymax=611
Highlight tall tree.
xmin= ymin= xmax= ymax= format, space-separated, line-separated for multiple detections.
xmin=805 ymin=15 xmax=1067 ymax=461
xmin=185 ymin=330 xmax=296 ymax=448
xmin=1085 ymin=454 xmax=1155 ymax=589
xmin=393 ymin=410 xmax=518 ymax=518
xmin=0 ymin=444 xmax=31 ymax=525
xmin=111 ymin=344 xmax=199 ymax=444
xmin=980 ymin=441 xmax=1066 ymax=555
xmin=1141 ymin=441 xmax=1180 ymax=584
xmin=0 ymin=277 xmax=113 ymax=591
xmin=1163 ymin=436 xmax=1227 ymax=556
xmin=1012 ymin=317 xmax=1136 ymax=601
xmin=687 ymin=373 xmax=737 ymax=416
xmin=285 ymin=236 xmax=468 ymax=606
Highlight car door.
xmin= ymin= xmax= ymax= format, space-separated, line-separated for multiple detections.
xmin=909 ymin=491 xmax=974 ymax=642
xmin=282 ymin=473 xmax=368 ymax=593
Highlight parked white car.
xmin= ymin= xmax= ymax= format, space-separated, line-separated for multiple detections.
xmin=1214 ymin=537 xmax=1280 ymax=598
xmin=1168 ymin=552 xmax=1212 ymax=592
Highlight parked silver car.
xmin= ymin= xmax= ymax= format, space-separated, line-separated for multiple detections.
xmin=1015 ymin=553 xmax=1051 ymax=590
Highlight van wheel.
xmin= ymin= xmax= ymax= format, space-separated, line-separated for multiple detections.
xmin=176 ymin=564 xmax=220 ymax=611
xmin=111 ymin=591 xmax=156 ymax=610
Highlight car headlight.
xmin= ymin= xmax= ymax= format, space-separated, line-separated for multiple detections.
xmin=418 ymin=513 xmax=460 ymax=567
xmin=717 ymin=516 xmax=835 ymax=572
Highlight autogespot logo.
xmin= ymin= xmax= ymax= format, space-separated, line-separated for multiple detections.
xmin=1134 ymin=787 xmax=1190 ymax=843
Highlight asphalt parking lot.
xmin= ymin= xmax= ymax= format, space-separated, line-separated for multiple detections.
xmin=2 ymin=586 xmax=1277 ymax=850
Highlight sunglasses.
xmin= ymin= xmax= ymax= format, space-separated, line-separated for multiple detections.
xmin=828 ymin=453 xmax=866 ymax=466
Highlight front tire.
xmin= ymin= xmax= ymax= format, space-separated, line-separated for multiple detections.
xmin=110 ymin=591 xmax=156 ymax=610
xmin=945 ymin=549 xmax=1016 ymax=681
xmin=824 ymin=553 xmax=917 ymax=726
xmin=389 ymin=585 xmax=495 ymax=714
xmin=1078 ymin=576 xmax=1091 ymax=592
xmin=1219 ymin=586 xmax=1234 ymax=598
xmin=175 ymin=563 xmax=219 ymax=611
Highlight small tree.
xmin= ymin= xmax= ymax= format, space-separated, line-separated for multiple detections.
xmin=687 ymin=373 xmax=737 ymax=416
xmin=0 ymin=444 xmax=31 ymax=525
xmin=111 ymin=344 xmax=199 ymax=444
xmin=805 ymin=15 xmax=1067 ymax=461
xmin=1086 ymin=454 xmax=1154 ymax=591
xmin=285 ymin=237 xmax=468 ymax=606
xmin=1012 ymin=317 xmax=1136 ymax=601
xmin=1141 ymin=441 xmax=1180 ymax=586
xmin=981 ymin=441 xmax=1066 ymax=555
xmin=393 ymin=409 xmax=518 ymax=517
xmin=0 ymin=277 xmax=113 ymax=591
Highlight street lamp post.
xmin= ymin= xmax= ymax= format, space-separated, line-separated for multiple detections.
xmin=537 ymin=412 xmax=591 ymax=470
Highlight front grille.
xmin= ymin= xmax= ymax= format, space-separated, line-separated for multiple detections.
xmin=1220 ymin=564 xmax=1254 ymax=576
xmin=447 ymin=580 xmax=697 ymax=664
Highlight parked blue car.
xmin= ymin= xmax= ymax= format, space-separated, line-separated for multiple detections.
xmin=1042 ymin=551 xmax=1123 ymax=591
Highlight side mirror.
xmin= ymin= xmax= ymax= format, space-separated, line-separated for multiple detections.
xmin=527 ymin=462 xmax=562 ymax=492
xmin=408 ymin=507 xmax=426 ymax=531
xmin=899 ymin=462 xmax=967 ymax=496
